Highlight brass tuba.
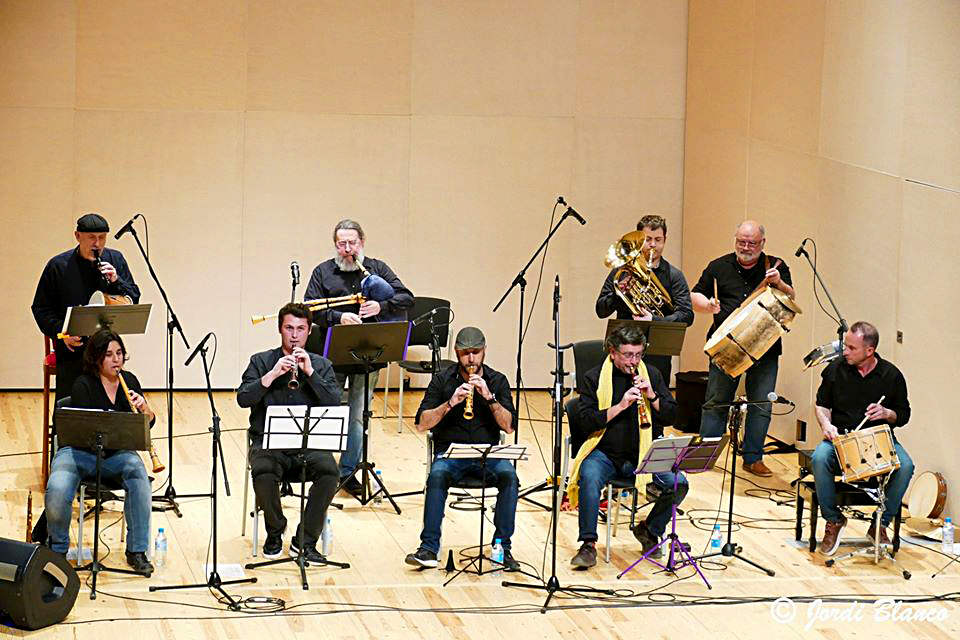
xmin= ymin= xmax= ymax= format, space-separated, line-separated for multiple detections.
xmin=603 ymin=231 xmax=673 ymax=317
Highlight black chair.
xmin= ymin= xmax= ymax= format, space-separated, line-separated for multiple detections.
xmin=394 ymin=297 xmax=454 ymax=432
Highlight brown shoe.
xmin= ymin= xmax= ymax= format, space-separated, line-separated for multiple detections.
xmin=570 ymin=542 xmax=597 ymax=568
xmin=866 ymin=521 xmax=891 ymax=545
xmin=742 ymin=460 xmax=773 ymax=477
xmin=820 ymin=516 xmax=847 ymax=556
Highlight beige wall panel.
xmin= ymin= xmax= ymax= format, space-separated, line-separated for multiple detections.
xmin=902 ymin=0 xmax=960 ymax=191
xmin=685 ymin=0 xmax=755 ymax=136
xmin=567 ymin=117 xmax=685 ymax=344
xmin=240 ymin=112 xmax=411 ymax=375
xmin=73 ymin=110 xmax=245 ymax=389
xmin=750 ymin=0 xmax=825 ymax=154
xmin=76 ymin=0 xmax=247 ymax=110
xmin=246 ymin=0 xmax=413 ymax=114
xmin=411 ymin=0 xmax=578 ymax=116
xmin=815 ymin=159 xmax=900 ymax=347
xmin=575 ymin=0 xmax=688 ymax=119
xmin=407 ymin=116 xmax=574 ymax=387
xmin=819 ymin=0 xmax=908 ymax=175
xmin=0 ymin=0 xmax=75 ymax=108
xmin=746 ymin=141 xmax=821 ymax=445
xmin=0 ymin=109 xmax=75 ymax=386
xmin=896 ymin=183 xmax=960 ymax=516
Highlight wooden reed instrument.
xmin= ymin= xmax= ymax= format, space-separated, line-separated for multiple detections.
xmin=118 ymin=369 xmax=165 ymax=473
xmin=25 ymin=491 xmax=33 ymax=543
xmin=250 ymin=293 xmax=365 ymax=325
xmin=463 ymin=365 xmax=477 ymax=420
xmin=633 ymin=365 xmax=652 ymax=429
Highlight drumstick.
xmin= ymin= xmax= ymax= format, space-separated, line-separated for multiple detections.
xmin=712 ymin=279 xmax=718 ymax=303
xmin=853 ymin=395 xmax=885 ymax=431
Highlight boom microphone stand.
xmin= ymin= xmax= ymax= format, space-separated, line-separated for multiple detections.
xmin=503 ymin=276 xmax=613 ymax=612
xmin=795 ymin=238 xmax=848 ymax=347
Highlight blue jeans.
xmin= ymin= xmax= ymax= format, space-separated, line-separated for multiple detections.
xmin=44 ymin=446 xmax=151 ymax=553
xmin=336 ymin=370 xmax=379 ymax=478
xmin=811 ymin=439 xmax=914 ymax=526
xmin=699 ymin=350 xmax=779 ymax=464
xmin=576 ymin=449 xmax=688 ymax=541
xmin=419 ymin=456 xmax=519 ymax=554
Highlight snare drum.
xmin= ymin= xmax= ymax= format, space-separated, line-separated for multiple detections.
xmin=834 ymin=425 xmax=900 ymax=483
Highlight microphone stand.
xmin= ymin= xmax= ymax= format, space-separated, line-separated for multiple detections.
xmin=796 ymin=240 xmax=848 ymax=348
xmin=150 ymin=335 xmax=256 ymax=606
xmin=502 ymin=276 xmax=613 ymax=612
xmin=492 ymin=202 xmax=584 ymax=449
xmin=119 ymin=218 xmax=198 ymax=515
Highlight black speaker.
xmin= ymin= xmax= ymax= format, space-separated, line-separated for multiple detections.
xmin=674 ymin=371 xmax=709 ymax=434
xmin=0 ymin=538 xmax=79 ymax=630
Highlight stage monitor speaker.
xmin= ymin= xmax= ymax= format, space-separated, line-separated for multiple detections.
xmin=674 ymin=371 xmax=708 ymax=433
xmin=0 ymin=538 xmax=79 ymax=630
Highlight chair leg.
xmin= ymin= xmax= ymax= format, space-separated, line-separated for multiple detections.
xmin=382 ymin=362 xmax=390 ymax=423
xmin=605 ymin=484 xmax=613 ymax=563
xmin=241 ymin=463 xmax=250 ymax=537
xmin=612 ymin=489 xmax=623 ymax=537
xmin=795 ymin=492 xmax=804 ymax=542
xmin=398 ymin=373 xmax=405 ymax=433
xmin=252 ymin=508 xmax=260 ymax=557
xmin=809 ymin=494 xmax=819 ymax=552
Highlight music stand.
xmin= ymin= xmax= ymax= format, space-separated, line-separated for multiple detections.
xmin=617 ymin=435 xmax=728 ymax=588
xmin=54 ymin=408 xmax=151 ymax=599
xmin=62 ymin=304 xmax=152 ymax=337
xmin=440 ymin=442 xmax=528 ymax=587
xmin=323 ymin=322 xmax=411 ymax=513
xmin=244 ymin=405 xmax=351 ymax=589
xmin=604 ymin=319 xmax=686 ymax=358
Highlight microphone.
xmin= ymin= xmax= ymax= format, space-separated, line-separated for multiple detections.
xmin=767 ymin=391 xmax=795 ymax=406
xmin=184 ymin=331 xmax=214 ymax=367
xmin=557 ymin=196 xmax=567 ymax=206
xmin=564 ymin=206 xmax=586 ymax=225
xmin=794 ymin=238 xmax=807 ymax=258
xmin=290 ymin=261 xmax=300 ymax=286
xmin=412 ymin=307 xmax=450 ymax=326
xmin=114 ymin=213 xmax=141 ymax=241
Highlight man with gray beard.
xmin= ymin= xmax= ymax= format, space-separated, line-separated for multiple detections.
xmin=305 ymin=219 xmax=413 ymax=494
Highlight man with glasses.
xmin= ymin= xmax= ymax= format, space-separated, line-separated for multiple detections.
xmin=567 ymin=325 xmax=684 ymax=569
xmin=305 ymin=219 xmax=413 ymax=494
xmin=689 ymin=220 xmax=795 ymax=477
xmin=596 ymin=214 xmax=693 ymax=385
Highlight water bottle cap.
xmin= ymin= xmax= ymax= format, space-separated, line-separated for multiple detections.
xmin=947 ymin=517 xmax=953 ymax=524
xmin=494 ymin=538 xmax=501 ymax=544
xmin=376 ymin=470 xmax=382 ymax=475
xmin=158 ymin=527 xmax=164 ymax=533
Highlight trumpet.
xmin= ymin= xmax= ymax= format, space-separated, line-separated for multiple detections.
xmin=250 ymin=293 xmax=365 ymax=325
xmin=463 ymin=365 xmax=478 ymax=420
xmin=118 ymin=368 xmax=165 ymax=473
xmin=632 ymin=365 xmax=652 ymax=430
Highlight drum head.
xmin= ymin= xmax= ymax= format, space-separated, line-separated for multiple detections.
xmin=909 ymin=471 xmax=947 ymax=519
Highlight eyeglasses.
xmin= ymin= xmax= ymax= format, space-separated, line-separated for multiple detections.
xmin=335 ymin=240 xmax=361 ymax=249
xmin=615 ymin=350 xmax=645 ymax=361
xmin=735 ymin=238 xmax=761 ymax=249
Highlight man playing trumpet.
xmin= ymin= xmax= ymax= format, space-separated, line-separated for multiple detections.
xmin=305 ymin=219 xmax=413 ymax=494
xmin=44 ymin=329 xmax=155 ymax=575
xmin=238 ymin=303 xmax=342 ymax=560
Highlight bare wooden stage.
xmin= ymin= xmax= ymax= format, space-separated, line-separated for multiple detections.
xmin=1 ymin=390 xmax=957 ymax=638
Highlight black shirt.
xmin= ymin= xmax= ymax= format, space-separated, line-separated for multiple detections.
xmin=595 ymin=257 xmax=694 ymax=326
xmin=237 ymin=347 xmax=342 ymax=448
xmin=417 ymin=362 xmax=516 ymax=455
xmin=304 ymin=257 xmax=413 ymax=328
xmin=574 ymin=362 xmax=676 ymax=469
xmin=69 ymin=370 xmax=155 ymax=456
xmin=816 ymin=354 xmax=910 ymax=435
xmin=691 ymin=252 xmax=793 ymax=356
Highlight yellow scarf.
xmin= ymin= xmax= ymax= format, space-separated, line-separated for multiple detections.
xmin=566 ymin=357 xmax=654 ymax=506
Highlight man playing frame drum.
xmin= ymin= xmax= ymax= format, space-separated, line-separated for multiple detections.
xmin=812 ymin=321 xmax=915 ymax=556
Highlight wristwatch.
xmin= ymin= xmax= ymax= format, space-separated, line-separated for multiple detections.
xmin=486 ymin=394 xmax=498 ymax=405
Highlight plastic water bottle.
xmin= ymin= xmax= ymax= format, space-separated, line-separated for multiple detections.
xmin=321 ymin=515 xmax=333 ymax=556
xmin=942 ymin=517 xmax=954 ymax=555
xmin=154 ymin=528 xmax=167 ymax=569
xmin=491 ymin=538 xmax=504 ymax=568
xmin=710 ymin=525 xmax=723 ymax=550
xmin=373 ymin=470 xmax=383 ymax=504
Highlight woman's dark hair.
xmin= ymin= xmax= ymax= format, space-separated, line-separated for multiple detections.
xmin=82 ymin=329 xmax=127 ymax=376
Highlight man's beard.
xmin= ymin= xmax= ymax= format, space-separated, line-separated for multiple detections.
xmin=334 ymin=248 xmax=365 ymax=272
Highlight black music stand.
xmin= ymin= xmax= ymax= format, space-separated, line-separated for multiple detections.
xmin=604 ymin=319 xmax=686 ymax=358
xmin=55 ymin=408 xmax=151 ymax=599
xmin=324 ymin=322 xmax=411 ymax=513
xmin=244 ymin=405 xmax=351 ymax=590
xmin=618 ymin=435 xmax=728 ymax=588
xmin=440 ymin=442 xmax=529 ymax=587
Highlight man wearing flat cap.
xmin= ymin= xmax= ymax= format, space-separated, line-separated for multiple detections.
xmin=405 ymin=327 xmax=521 ymax=571
xmin=32 ymin=213 xmax=141 ymax=399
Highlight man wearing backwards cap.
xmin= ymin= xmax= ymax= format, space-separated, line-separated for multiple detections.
xmin=405 ymin=327 xmax=521 ymax=571
xmin=32 ymin=213 xmax=141 ymax=399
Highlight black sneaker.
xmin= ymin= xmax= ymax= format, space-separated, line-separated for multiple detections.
xmin=262 ymin=532 xmax=283 ymax=559
xmin=289 ymin=536 xmax=326 ymax=563
xmin=632 ymin=521 xmax=661 ymax=558
xmin=341 ymin=476 xmax=364 ymax=496
xmin=570 ymin=542 xmax=597 ymax=568
xmin=405 ymin=547 xmax=438 ymax=569
xmin=124 ymin=551 xmax=154 ymax=576
xmin=500 ymin=548 xmax=520 ymax=572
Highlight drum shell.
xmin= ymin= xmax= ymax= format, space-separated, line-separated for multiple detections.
xmin=835 ymin=425 xmax=900 ymax=483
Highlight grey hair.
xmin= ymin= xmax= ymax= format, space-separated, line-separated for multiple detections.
xmin=333 ymin=219 xmax=365 ymax=243
xmin=850 ymin=321 xmax=880 ymax=349
xmin=735 ymin=221 xmax=766 ymax=238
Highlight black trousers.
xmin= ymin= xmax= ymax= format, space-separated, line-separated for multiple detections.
xmin=249 ymin=448 xmax=339 ymax=547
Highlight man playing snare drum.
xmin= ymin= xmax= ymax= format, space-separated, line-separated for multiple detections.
xmin=812 ymin=321 xmax=914 ymax=556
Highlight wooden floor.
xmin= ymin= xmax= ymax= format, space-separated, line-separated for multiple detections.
xmin=1 ymin=389 xmax=958 ymax=638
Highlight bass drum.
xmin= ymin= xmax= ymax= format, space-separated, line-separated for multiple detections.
xmin=704 ymin=286 xmax=802 ymax=378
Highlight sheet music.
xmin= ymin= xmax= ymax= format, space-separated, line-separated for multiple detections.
xmin=443 ymin=442 xmax=528 ymax=461
xmin=263 ymin=405 xmax=350 ymax=452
